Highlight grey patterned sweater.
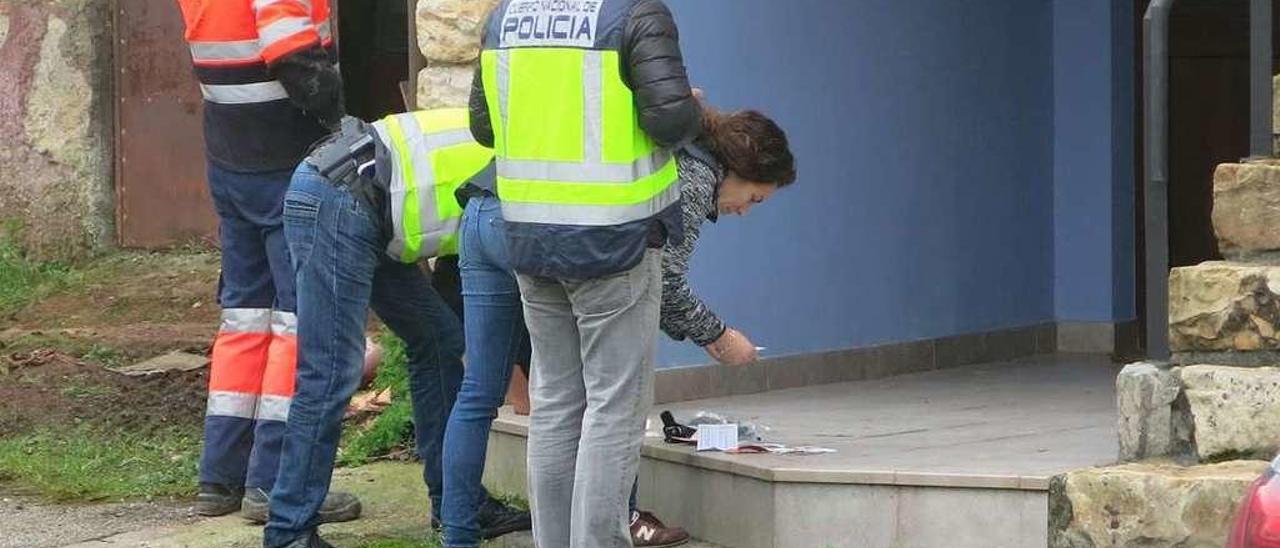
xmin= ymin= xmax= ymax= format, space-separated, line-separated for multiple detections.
xmin=661 ymin=145 xmax=726 ymax=346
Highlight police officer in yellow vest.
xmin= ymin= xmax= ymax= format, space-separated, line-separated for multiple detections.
xmin=265 ymin=109 xmax=527 ymax=548
xmin=469 ymin=1 xmax=703 ymax=546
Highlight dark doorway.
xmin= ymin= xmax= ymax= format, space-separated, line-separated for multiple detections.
xmin=1134 ymin=0 xmax=1279 ymax=353
xmin=1167 ymin=0 xmax=1260 ymax=268
xmin=337 ymin=0 xmax=413 ymax=121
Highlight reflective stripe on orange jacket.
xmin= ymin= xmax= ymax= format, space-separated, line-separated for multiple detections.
xmin=176 ymin=0 xmax=335 ymax=172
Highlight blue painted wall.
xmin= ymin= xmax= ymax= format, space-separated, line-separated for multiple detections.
xmin=658 ymin=0 xmax=1060 ymax=367
xmin=1052 ymin=0 xmax=1137 ymax=323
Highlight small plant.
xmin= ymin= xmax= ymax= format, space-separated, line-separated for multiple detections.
xmin=81 ymin=345 xmax=126 ymax=368
xmin=339 ymin=330 xmax=417 ymax=466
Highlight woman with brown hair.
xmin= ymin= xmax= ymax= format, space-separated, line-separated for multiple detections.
xmin=659 ymin=107 xmax=799 ymax=366
xmin=622 ymin=105 xmax=798 ymax=547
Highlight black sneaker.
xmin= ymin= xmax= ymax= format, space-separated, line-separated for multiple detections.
xmin=195 ymin=483 xmax=244 ymax=517
xmin=281 ymin=530 xmax=335 ymax=548
xmin=430 ymin=497 xmax=532 ymax=540
xmin=240 ymin=487 xmax=363 ymax=525
xmin=476 ymin=496 xmax=532 ymax=540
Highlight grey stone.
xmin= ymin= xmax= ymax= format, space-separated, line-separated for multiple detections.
xmin=1169 ymin=262 xmax=1280 ymax=352
xmin=1049 ymin=461 xmax=1267 ymax=548
xmin=416 ymin=63 xmax=474 ymax=109
xmin=1116 ymin=362 xmax=1192 ymax=461
xmin=1180 ymin=365 xmax=1280 ymax=460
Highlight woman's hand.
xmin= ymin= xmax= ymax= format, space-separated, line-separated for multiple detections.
xmin=705 ymin=327 xmax=759 ymax=366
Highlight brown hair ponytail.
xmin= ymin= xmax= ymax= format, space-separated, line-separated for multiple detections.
xmin=701 ymin=109 xmax=797 ymax=187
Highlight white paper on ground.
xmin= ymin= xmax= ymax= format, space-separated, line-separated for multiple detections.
xmin=696 ymin=423 xmax=739 ymax=451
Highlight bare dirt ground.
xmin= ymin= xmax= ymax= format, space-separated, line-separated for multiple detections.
xmin=0 ymin=252 xmax=220 ymax=547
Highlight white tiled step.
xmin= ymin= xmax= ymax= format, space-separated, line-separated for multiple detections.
xmin=481 ymin=356 xmax=1118 ymax=548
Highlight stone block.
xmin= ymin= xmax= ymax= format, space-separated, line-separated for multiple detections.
xmin=1213 ymin=162 xmax=1280 ymax=259
xmin=416 ymin=0 xmax=500 ymax=63
xmin=1116 ymin=362 xmax=1192 ymax=461
xmin=1169 ymin=262 xmax=1280 ymax=352
xmin=416 ymin=64 xmax=474 ymax=109
xmin=1180 ymin=365 xmax=1280 ymax=460
xmin=1049 ymin=461 xmax=1268 ymax=548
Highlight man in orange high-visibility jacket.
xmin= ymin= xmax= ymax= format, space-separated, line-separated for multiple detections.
xmin=176 ymin=0 xmax=359 ymax=525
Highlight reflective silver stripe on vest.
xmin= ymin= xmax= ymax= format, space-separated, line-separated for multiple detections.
xmin=200 ymin=82 xmax=289 ymax=105
xmin=255 ymin=394 xmax=291 ymax=422
xmin=501 ymin=180 xmax=680 ymax=226
xmin=427 ymin=129 xmax=476 ymax=150
xmin=207 ymin=391 xmax=258 ymax=419
xmin=220 ymin=308 xmax=272 ymax=333
xmin=271 ymin=311 xmax=297 ymax=337
xmin=318 ymin=20 xmax=332 ymax=42
xmin=372 ymin=119 xmax=409 ymax=260
xmin=259 ymin=16 xmax=313 ymax=49
xmin=189 ymin=40 xmax=261 ymax=63
xmin=495 ymin=49 xmax=511 ymax=146
xmin=583 ymin=49 xmax=604 ymax=163
xmin=498 ymin=149 xmax=671 ymax=184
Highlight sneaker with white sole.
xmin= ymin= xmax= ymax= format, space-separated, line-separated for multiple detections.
xmin=630 ymin=510 xmax=690 ymax=548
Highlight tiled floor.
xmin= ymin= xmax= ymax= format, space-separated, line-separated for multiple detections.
xmin=650 ymin=354 xmax=1120 ymax=487
xmin=497 ymin=354 xmax=1121 ymax=490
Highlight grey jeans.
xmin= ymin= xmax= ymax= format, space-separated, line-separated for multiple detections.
xmin=517 ymin=249 xmax=662 ymax=548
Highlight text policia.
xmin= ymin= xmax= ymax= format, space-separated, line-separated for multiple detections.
xmin=501 ymin=0 xmax=604 ymax=46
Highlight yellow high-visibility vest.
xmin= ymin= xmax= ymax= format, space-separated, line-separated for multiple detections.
xmin=371 ymin=108 xmax=492 ymax=262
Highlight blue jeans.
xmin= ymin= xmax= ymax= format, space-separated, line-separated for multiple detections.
xmin=442 ymin=195 xmax=529 ymax=548
xmin=265 ymin=164 xmax=465 ymax=547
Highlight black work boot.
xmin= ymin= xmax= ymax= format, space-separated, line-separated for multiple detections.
xmin=195 ymin=483 xmax=244 ymax=516
xmin=240 ymin=487 xmax=363 ymax=525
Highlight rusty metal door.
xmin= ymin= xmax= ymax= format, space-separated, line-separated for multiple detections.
xmin=114 ymin=0 xmax=217 ymax=248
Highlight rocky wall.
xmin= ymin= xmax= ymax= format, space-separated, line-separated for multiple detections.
xmin=0 ymin=0 xmax=114 ymax=259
